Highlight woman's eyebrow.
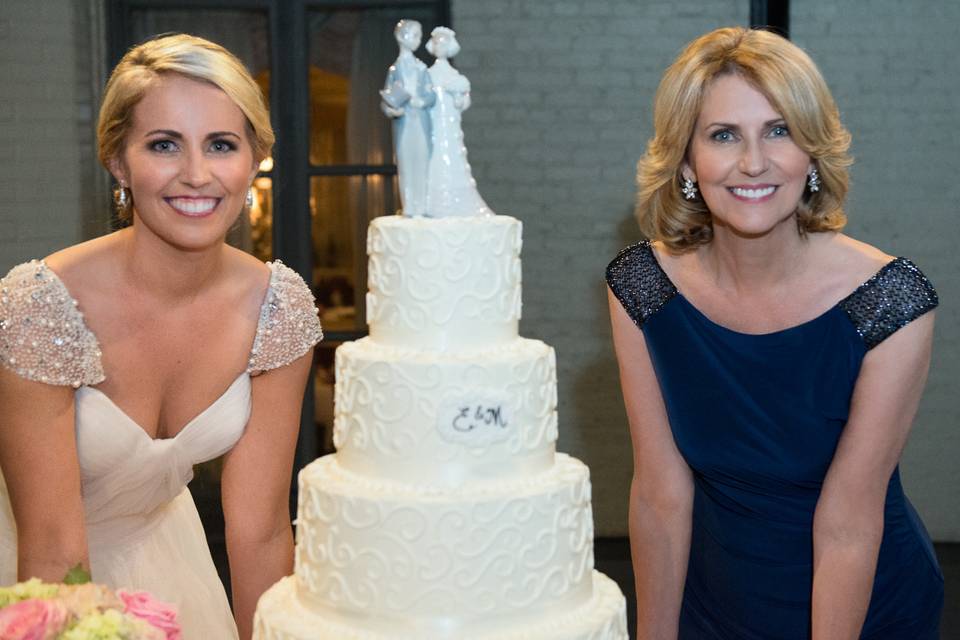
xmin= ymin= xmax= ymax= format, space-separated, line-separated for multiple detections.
xmin=144 ymin=128 xmax=182 ymax=138
xmin=703 ymin=118 xmax=786 ymax=129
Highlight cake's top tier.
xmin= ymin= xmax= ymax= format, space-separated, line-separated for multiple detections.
xmin=366 ymin=215 xmax=521 ymax=350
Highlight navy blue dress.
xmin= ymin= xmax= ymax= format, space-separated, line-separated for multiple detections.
xmin=606 ymin=241 xmax=943 ymax=639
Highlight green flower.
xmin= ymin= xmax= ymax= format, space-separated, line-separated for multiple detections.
xmin=63 ymin=563 xmax=93 ymax=585
xmin=61 ymin=609 xmax=162 ymax=640
xmin=0 ymin=578 xmax=60 ymax=607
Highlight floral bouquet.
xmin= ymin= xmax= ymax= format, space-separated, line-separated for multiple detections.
xmin=0 ymin=566 xmax=180 ymax=640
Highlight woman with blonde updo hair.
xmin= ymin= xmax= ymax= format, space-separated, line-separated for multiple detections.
xmin=607 ymin=27 xmax=942 ymax=638
xmin=0 ymin=34 xmax=321 ymax=639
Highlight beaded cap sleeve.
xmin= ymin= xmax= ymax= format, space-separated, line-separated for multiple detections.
xmin=0 ymin=261 xmax=104 ymax=387
xmin=247 ymin=261 xmax=323 ymax=374
xmin=838 ymin=257 xmax=938 ymax=350
xmin=605 ymin=240 xmax=678 ymax=329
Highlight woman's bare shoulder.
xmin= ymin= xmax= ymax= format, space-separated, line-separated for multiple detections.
xmin=42 ymin=231 xmax=128 ymax=292
xmin=45 ymin=233 xmax=114 ymax=268
xmin=649 ymin=239 xmax=699 ymax=283
xmin=814 ymin=232 xmax=895 ymax=286
xmin=221 ymin=245 xmax=274 ymax=310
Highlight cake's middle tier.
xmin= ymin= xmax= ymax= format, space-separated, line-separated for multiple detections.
xmin=334 ymin=337 xmax=557 ymax=487
xmin=366 ymin=214 xmax=522 ymax=350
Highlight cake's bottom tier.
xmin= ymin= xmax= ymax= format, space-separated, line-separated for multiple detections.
xmin=294 ymin=453 xmax=596 ymax=621
xmin=253 ymin=570 xmax=627 ymax=640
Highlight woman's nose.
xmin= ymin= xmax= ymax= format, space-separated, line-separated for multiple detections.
xmin=738 ymin=139 xmax=768 ymax=176
xmin=181 ymin=149 xmax=212 ymax=187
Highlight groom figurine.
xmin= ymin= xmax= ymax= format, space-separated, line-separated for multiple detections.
xmin=381 ymin=19 xmax=434 ymax=217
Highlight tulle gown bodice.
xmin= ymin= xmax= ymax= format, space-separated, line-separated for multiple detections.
xmin=75 ymin=373 xmax=250 ymax=545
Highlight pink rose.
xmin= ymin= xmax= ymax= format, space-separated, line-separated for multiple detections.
xmin=118 ymin=590 xmax=181 ymax=640
xmin=0 ymin=599 xmax=68 ymax=640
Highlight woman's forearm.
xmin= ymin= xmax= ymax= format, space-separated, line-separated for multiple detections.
xmin=16 ymin=517 xmax=88 ymax=583
xmin=811 ymin=519 xmax=882 ymax=639
xmin=629 ymin=476 xmax=691 ymax=640
xmin=227 ymin=525 xmax=294 ymax=640
xmin=18 ymin=540 xmax=88 ymax=583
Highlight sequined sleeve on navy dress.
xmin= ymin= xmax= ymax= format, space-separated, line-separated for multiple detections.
xmin=606 ymin=240 xmax=942 ymax=640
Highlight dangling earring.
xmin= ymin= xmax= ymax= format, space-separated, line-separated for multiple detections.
xmin=681 ymin=176 xmax=698 ymax=200
xmin=113 ymin=183 xmax=130 ymax=213
xmin=246 ymin=188 xmax=254 ymax=208
xmin=807 ymin=168 xmax=821 ymax=193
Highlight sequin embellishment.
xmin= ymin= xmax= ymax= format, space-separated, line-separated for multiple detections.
xmin=247 ymin=261 xmax=324 ymax=374
xmin=0 ymin=261 xmax=105 ymax=387
xmin=838 ymin=257 xmax=938 ymax=350
xmin=605 ymin=240 xmax=678 ymax=328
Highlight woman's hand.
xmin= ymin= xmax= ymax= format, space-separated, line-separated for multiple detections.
xmin=0 ymin=366 xmax=88 ymax=582
xmin=220 ymin=349 xmax=313 ymax=640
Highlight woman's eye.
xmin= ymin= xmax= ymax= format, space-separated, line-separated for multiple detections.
xmin=770 ymin=125 xmax=790 ymax=137
xmin=210 ymin=139 xmax=237 ymax=153
xmin=711 ymin=129 xmax=735 ymax=142
xmin=150 ymin=140 xmax=177 ymax=153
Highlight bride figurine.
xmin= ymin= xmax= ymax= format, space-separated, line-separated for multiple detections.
xmin=380 ymin=19 xmax=434 ymax=217
xmin=424 ymin=27 xmax=492 ymax=217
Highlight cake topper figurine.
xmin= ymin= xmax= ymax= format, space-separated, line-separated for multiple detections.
xmin=380 ymin=20 xmax=435 ymax=217
xmin=424 ymin=27 xmax=492 ymax=217
xmin=382 ymin=22 xmax=493 ymax=218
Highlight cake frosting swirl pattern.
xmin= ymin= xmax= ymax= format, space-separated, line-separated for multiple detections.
xmin=334 ymin=336 xmax=557 ymax=486
xmin=294 ymin=454 xmax=592 ymax=620
xmin=366 ymin=216 xmax=521 ymax=350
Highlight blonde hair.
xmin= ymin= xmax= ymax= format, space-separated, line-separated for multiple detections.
xmin=97 ymin=33 xmax=273 ymax=190
xmin=636 ymin=27 xmax=852 ymax=252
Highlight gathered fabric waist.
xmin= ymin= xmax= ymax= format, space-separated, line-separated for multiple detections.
xmin=86 ymin=486 xmax=192 ymax=550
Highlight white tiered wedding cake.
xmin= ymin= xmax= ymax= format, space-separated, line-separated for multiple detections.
xmin=252 ymin=21 xmax=627 ymax=640
xmin=254 ymin=216 xmax=627 ymax=640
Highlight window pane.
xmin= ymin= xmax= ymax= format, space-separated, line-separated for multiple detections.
xmin=311 ymin=175 xmax=399 ymax=332
xmin=307 ymin=7 xmax=442 ymax=166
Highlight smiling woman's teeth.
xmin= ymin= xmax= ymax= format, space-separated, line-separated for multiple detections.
xmin=169 ymin=197 xmax=218 ymax=214
xmin=731 ymin=186 xmax=776 ymax=199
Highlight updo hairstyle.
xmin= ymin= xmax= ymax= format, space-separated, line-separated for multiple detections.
xmin=97 ymin=33 xmax=274 ymax=219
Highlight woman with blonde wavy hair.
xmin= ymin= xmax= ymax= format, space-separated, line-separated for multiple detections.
xmin=606 ymin=27 xmax=942 ymax=638
xmin=0 ymin=34 xmax=321 ymax=639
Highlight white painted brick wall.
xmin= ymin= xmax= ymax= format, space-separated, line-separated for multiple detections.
xmin=452 ymin=0 xmax=748 ymax=536
xmin=793 ymin=0 xmax=960 ymax=540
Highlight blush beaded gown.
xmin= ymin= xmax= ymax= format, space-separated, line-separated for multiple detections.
xmin=606 ymin=241 xmax=943 ymax=639
xmin=0 ymin=259 xmax=322 ymax=638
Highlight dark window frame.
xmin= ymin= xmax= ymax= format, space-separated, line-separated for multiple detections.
xmin=750 ymin=0 xmax=790 ymax=38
